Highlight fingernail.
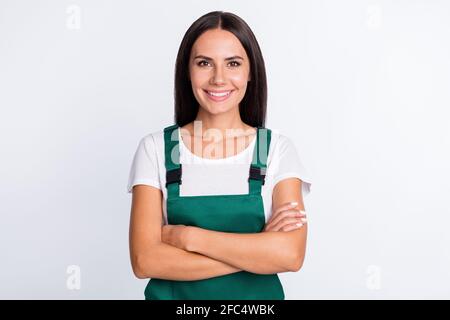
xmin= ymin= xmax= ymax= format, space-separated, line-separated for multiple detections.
xmin=301 ymin=218 xmax=307 ymax=223
xmin=290 ymin=202 xmax=298 ymax=206
xmin=300 ymin=210 xmax=306 ymax=214
xmin=296 ymin=223 xmax=303 ymax=227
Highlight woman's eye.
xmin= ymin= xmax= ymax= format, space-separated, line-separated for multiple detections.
xmin=229 ymin=61 xmax=241 ymax=67
xmin=197 ymin=60 xmax=210 ymax=67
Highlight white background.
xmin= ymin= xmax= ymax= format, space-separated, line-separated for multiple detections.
xmin=1 ymin=0 xmax=449 ymax=299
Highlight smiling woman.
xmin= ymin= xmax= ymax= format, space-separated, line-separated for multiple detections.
xmin=127 ymin=11 xmax=312 ymax=300
xmin=188 ymin=29 xmax=251 ymax=111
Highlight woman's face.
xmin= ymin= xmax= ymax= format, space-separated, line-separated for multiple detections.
xmin=189 ymin=28 xmax=251 ymax=115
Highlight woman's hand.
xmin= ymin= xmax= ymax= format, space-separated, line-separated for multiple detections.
xmin=161 ymin=224 xmax=190 ymax=250
xmin=263 ymin=201 xmax=307 ymax=232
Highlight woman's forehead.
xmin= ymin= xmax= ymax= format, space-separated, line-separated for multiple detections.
xmin=191 ymin=29 xmax=247 ymax=58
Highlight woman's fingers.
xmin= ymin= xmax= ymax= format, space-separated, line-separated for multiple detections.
xmin=268 ymin=209 xmax=306 ymax=230
xmin=272 ymin=202 xmax=299 ymax=219
xmin=280 ymin=223 xmax=305 ymax=232
xmin=266 ymin=201 xmax=299 ymax=225
xmin=264 ymin=211 xmax=305 ymax=231
xmin=266 ymin=216 xmax=307 ymax=232
xmin=264 ymin=201 xmax=308 ymax=233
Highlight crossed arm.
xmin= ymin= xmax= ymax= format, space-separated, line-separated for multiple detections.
xmin=129 ymin=178 xmax=307 ymax=281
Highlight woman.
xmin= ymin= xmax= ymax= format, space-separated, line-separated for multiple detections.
xmin=127 ymin=11 xmax=312 ymax=300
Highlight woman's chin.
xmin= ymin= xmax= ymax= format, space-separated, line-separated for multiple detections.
xmin=201 ymin=101 xmax=235 ymax=114
xmin=208 ymin=105 xmax=234 ymax=115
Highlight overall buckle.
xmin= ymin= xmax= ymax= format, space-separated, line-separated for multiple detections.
xmin=248 ymin=165 xmax=266 ymax=185
xmin=166 ymin=166 xmax=182 ymax=187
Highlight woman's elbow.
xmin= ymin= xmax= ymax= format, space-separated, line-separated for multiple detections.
xmin=133 ymin=267 xmax=148 ymax=280
xmin=132 ymin=243 xmax=167 ymax=279
xmin=131 ymin=254 xmax=147 ymax=279
xmin=289 ymin=253 xmax=305 ymax=272
xmin=133 ymin=269 xmax=147 ymax=279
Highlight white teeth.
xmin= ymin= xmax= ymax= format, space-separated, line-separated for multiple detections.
xmin=207 ymin=91 xmax=231 ymax=97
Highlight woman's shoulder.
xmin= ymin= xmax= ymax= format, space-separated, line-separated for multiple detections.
xmin=136 ymin=128 xmax=165 ymax=153
xmin=266 ymin=128 xmax=312 ymax=194
xmin=149 ymin=128 xmax=165 ymax=141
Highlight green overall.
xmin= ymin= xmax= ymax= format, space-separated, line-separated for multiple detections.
xmin=144 ymin=124 xmax=285 ymax=300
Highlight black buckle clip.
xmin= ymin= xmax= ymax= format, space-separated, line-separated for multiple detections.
xmin=248 ymin=165 xmax=266 ymax=185
xmin=166 ymin=166 xmax=182 ymax=187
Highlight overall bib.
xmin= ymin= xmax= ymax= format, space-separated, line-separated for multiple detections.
xmin=144 ymin=124 xmax=285 ymax=300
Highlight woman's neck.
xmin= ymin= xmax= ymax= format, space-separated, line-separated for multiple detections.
xmin=186 ymin=107 xmax=252 ymax=138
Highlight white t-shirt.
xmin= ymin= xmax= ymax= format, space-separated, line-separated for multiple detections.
xmin=127 ymin=127 xmax=312 ymax=225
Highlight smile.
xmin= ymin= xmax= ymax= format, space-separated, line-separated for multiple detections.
xmin=203 ymin=89 xmax=233 ymax=102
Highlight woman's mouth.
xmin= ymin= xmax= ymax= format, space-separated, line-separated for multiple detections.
xmin=203 ymin=89 xmax=233 ymax=102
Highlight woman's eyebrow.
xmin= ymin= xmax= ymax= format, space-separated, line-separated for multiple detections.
xmin=193 ymin=55 xmax=244 ymax=61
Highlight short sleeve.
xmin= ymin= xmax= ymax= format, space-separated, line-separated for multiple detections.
xmin=271 ymin=135 xmax=312 ymax=197
xmin=127 ymin=135 xmax=161 ymax=193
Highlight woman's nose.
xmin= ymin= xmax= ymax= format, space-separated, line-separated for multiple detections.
xmin=210 ymin=66 xmax=226 ymax=84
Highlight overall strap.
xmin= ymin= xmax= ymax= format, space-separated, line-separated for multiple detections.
xmin=163 ymin=124 xmax=181 ymax=199
xmin=249 ymin=126 xmax=272 ymax=195
xmin=164 ymin=124 xmax=271 ymax=197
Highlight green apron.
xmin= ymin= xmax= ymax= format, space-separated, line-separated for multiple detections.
xmin=144 ymin=124 xmax=285 ymax=300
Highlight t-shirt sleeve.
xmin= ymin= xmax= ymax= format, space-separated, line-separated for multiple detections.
xmin=271 ymin=134 xmax=312 ymax=197
xmin=127 ymin=134 xmax=161 ymax=193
